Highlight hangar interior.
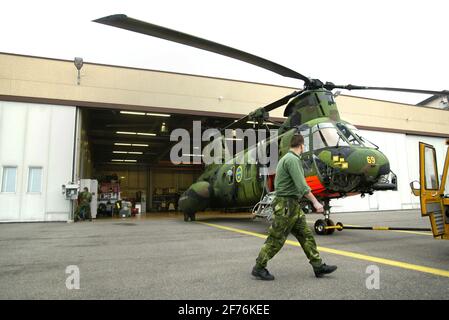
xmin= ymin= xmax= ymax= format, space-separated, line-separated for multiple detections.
xmin=77 ymin=106 xmax=243 ymax=217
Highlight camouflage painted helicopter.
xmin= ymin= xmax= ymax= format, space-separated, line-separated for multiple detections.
xmin=95 ymin=15 xmax=449 ymax=235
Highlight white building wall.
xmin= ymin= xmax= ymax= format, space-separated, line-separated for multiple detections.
xmin=0 ymin=101 xmax=76 ymax=222
xmin=331 ymin=129 xmax=447 ymax=213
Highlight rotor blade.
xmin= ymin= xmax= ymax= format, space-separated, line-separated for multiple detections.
xmin=223 ymin=90 xmax=301 ymax=130
xmin=325 ymin=83 xmax=449 ymax=96
xmin=94 ymin=14 xmax=310 ymax=84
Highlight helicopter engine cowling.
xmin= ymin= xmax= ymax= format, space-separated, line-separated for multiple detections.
xmin=178 ymin=181 xmax=212 ymax=218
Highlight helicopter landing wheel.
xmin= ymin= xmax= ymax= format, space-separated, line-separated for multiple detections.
xmin=325 ymin=219 xmax=335 ymax=235
xmin=314 ymin=219 xmax=336 ymax=235
xmin=184 ymin=212 xmax=196 ymax=222
xmin=314 ymin=219 xmax=328 ymax=235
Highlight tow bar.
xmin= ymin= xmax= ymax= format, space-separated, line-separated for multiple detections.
xmin=325 ymin=222 xmax=431 ymax=232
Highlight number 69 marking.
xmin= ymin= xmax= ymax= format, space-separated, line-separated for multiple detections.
xmin=367 ymin=156 xmax=376 ymax=164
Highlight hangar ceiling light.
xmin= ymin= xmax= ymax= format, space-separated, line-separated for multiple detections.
xmin=120 ymin=111 xmax=146 ymax=115
xmin=118 ymin=111 xmax=170 ymax=117
xmin=131 ymin=143 xmax=149 ymax=147
xmin=137 ymin=132 xmax=156 ymax=136
xmin=116 ymin=131 xmax=156 ymax=136
xmin=113 ymin=151 xmax=143 ymax=155
xmin=146 ymin=113 xmax=170 ymax=117
xmin=111 ymin=159 xmax=137 ymax=163
xmin=114 ymin=143 xmax=149 ymax=147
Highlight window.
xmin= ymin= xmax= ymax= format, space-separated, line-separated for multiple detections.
xmin=303 ymin=134 xmax=310 ymax=152
xmin=1 ymin=167 xmax=17 ymax=193
xmin=28 ymin=167 xmax=43 ymax=193
xmin=338 ymin=123 xmax=378 ymax=149
xmin=312 ymin=130 xmax=327 ymax=150
xmin=424 ymin=147 xmax=439 ymax=190
xmin=298 ymin=127 xmax=310 ymax=152
xmin=336 ymin=123 xmax=361 ymax=145
xmin=311 ymin=123 xmax=349 ymax=150
xmin=295 ymin=93 xmax=319 ymax=109
xmin=322 ymin=92 xmax=335 ymax=105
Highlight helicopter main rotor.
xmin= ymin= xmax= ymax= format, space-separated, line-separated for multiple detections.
xmin=94 ymin=14 xmax=312 ymax=85
xmin=94 ymin=14 xmax=449 ymax=125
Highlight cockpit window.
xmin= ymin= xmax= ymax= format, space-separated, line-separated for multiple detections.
xmin=337 ymin=123 xmax=378 ymax=149
xmin=297 ymin=126 xmax=310 ymax=153
xmin=311 ymin=123 xmax=349 ymax=150
xmin=336 ymin=123 xmax=361 ymax=145
xmin=322 ymin=92 xmax=335 ymax=105
xmin=296 ymin=93 xmax=319 ymax=108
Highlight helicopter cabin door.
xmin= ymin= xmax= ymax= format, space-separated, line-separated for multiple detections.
xmin=418 ymin=142 xmax=448 ymax=238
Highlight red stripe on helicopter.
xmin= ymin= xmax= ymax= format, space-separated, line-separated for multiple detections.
xmin=306 ymin=176 xmax=326 ymax=194
xmin=269 ymin=175 xmax=359 ymax=199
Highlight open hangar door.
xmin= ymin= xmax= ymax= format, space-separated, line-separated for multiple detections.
xmin=77 ymin=106 xmax=234 ymax=219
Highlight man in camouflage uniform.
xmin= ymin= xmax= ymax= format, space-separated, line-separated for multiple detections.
xmin=252 ymin=134 xmax=337 ymax=280
xmin=75 ymin=187 xmax=93 ymax=222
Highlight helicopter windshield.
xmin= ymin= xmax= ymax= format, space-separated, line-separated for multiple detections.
xmin=322 ymin=92 xmax=335 ymax=105
xmin=336 ymin=123 xmax=378 ymax=149
xmin=311 ymin=123 xmax=349 ymax=150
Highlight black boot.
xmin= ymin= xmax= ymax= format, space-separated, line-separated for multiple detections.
xmin=251 ymin=266 xmax=275 ymax=281
xmin=313 ymin=263 xmax=337 ymax=278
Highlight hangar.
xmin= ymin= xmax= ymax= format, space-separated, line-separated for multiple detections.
xmin=0 ymin=52 xmax=448 ymax=222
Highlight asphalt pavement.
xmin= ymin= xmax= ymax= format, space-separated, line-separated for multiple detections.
xmin=0 ymin=210 xmax=448 ymax=299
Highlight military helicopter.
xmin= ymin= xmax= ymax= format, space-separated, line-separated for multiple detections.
xmin=94 ymin=15 xmax=449 ymax=235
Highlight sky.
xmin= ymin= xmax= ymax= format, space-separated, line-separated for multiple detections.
xmin=1 ymin=0 xmax=448 ymax=105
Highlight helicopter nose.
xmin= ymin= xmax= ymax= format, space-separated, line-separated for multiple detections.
xmin=327 ymin=147 xmax=389 ymax=181
xmin=349 ymin=148 xmax=390 ymax=181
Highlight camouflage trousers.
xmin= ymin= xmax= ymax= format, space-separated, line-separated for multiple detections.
xmin=75 ymin=204 xmax=91 ymax=221
xmin=256 ymin=196 xmax=322 ymax=269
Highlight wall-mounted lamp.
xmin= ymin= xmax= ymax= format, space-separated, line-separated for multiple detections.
xmin=74 ymin=57 xmax=83 ymax=85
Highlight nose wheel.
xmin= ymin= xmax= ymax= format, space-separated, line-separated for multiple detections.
xmin=314 ymin=219 xmax=336 ymax=235
xmin=313 ymin=201 xmax=341 ymax=235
